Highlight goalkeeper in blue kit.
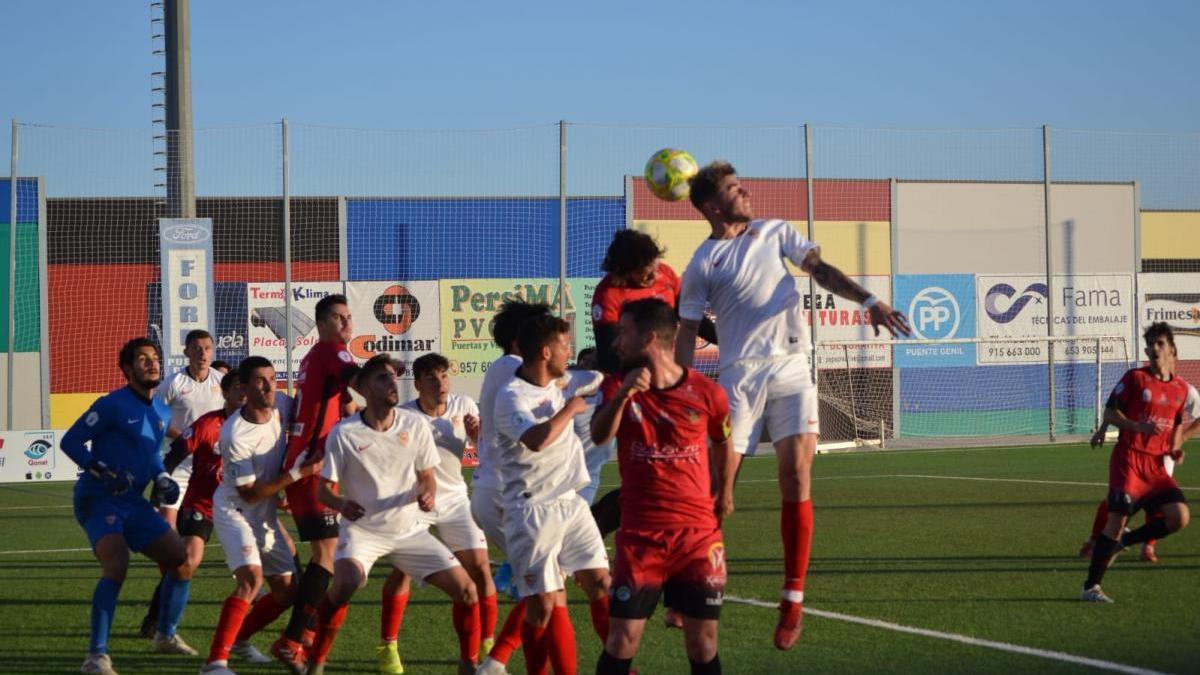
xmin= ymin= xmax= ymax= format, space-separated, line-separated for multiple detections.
xmin=62 ymin=337 xmax=200 ymax=675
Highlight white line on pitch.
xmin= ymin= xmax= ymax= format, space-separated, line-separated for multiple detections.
xmin=0 ymin=543 xmax=224 ymax=556
xmin=893 ymin=474 xmax=1200 ymax=492
xmin=725 ymin=595 xmax=1168 ymax=675
xmin=0 ymin=504 xmax=72 ymax=511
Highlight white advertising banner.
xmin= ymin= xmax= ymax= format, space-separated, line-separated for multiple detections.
xmin=158 ymin=218 xmax=215 ymax=371
xmin=1139 ymin=274 xmax=1200 ymax=360
xmin=345 ymin=281 xmax=441 ymax=374
xmin=246 ymin=282 xmax=347 ymax=381
xmin=812 ymin=275 xmax=893 ymax=369
xmin=976 ymin=274 xmax=1133 ymax=364
xmin=0 ymin=430 xmax=74 ymax=484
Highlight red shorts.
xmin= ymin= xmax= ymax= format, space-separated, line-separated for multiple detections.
xmin=610 ymin=526 xmax=726 ymax=620
xmin=284 ymin=475 xmax=340 ymax=541
xmin=1108 ymin=448 xmax=1185 ymax=516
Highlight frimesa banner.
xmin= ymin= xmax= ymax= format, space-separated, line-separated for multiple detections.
xmin=1139 ymin=274 xmax=1200 ymax=360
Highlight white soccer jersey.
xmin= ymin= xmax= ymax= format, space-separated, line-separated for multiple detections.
xmin=1186 ymin=383 xmax=1199 ymax=420
xmin=473 ymin=353 xmax=522 ymax=490
xmin=214 ymin=407 xmax=286 ymax=518
xmin=679 ymin=218 xmax=819 ymax=371
xmin=494 ymin=375 xmax=590 ymax=505
xmin=322 ymin=409 xmax=440 ymax=538
xmin=401 ymin=394 xmax=479 ymax=501
xmin=157 ymin=367 xmax=225 ymax=434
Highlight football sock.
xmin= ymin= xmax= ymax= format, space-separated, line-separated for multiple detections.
xmin=490 ymin=601 xmax=526 ymax=664
xmin=588 ymin=595 xmax=610 ymax=643
xmin=1090 ymin=500 xmax=1109 ymax=538
xmin=144 ymin=577 xmax=163 ymax=626
xmin=1122 ymin=518 xmax=1171 ymax=546
xmin=284 ymin=562 xmax=332 ymax=641
xmin=237 ymin=592 xmax=287 ymax=641
xmin=690 ymin=653 xmax=722 ymax=675
xmin=521 ymin=617 xmax=549 ymax=675
xmin=309 ymin=598 xmax=348 ymax=666
xmin=597 ymin=650 xmax=633 ymax=675
xmin=781 ymin=499 xmax=813 ymax=598
xmin=381 ymin=590 xmax=410 ymax=643
xmin=548 ymin=605 xmax=578 ymax=675
xmin=480 ymin=592 xmax=499 ymax=640
xmin=207 ymin=596 xmax=250 ymax=664
xmin=1085 ymin=534 xmax=1121 ymax=589
xmin=90 ymin=577 xmax=122 ymax=654
xmin=453 ymin=601 xmax=482 ymax=662
xmin=591 ymin=489 xmax=622 ymax=538
xmin=156 ymin=572 xmax=191 ymax=637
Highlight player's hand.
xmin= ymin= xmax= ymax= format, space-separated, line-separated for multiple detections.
xmin=464 ymin=414 xmax=480 ymax=443
xmin=1172 ymin=449 xmax=1185 ymax=466
xmin=149 ymin=472 xmax=180 ymax=506
xmin=339 ymin=499 xmax=365 ymax=521
xmin=868 ymin=301 xmax=912 ymax=338
xmin=86 ymin=460 xmax=133 ymax=495
xmin=715 ymin=489 xmax=735 ymax=522
xmin=1090 ymin=429 xmax=1106 ymax=448
xmin=298 ymin=457 xmax=324 ymax=479
xmin=1135 ymin=420 xmax=1166 ymax=436
xmin=565 ymin=395 xmax=590 ymax=417
xmin=417 ymin=489 xmax=435 ymax=512
xmin=622 ymin=367 xmax=652 ymax=396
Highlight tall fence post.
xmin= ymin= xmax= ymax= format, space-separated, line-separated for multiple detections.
xmin=282 ymin=118 xmax=294 ymax=393
xmin=7 ymin=119 xmax=17 ymax=430
xmin=1043 ymin=124 xmax=1056 ymax=441
xmin=1094 ymin=336 xmax=1103 ymax=432
xmin=37 ymin=176 xmax=49 ymax=429
xmin=804 ymin=123 xmax=818 ymax=386
xmin=558 ymin=121 xmax=568 ymax=323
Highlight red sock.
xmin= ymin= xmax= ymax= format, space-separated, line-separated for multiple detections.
xmin=490 ymin=600 xmax=526 ymax=664
xmin=381 ymin=591 xmax=410 ymax=643
xmin=309 ymin=598 xmax=349 ymax=666
xmin=521 ymin=614 xmax=549 ymax=675
xmin=453 ymin=601 xmax=482 ymax=662
xmin=1090 ymin=500 xmax=1109 ymax=538
xmin=206 ymin=596 xmax=250 ymax=664
xmin=480 ymin=593 xmax=499 ymax=640
xmin=547 ymin=605 xmax=578 ymax=675
xmin=781 ymin=499 xmax=813 ymax=597
xmin=236 ymin=593 xmax=287 ymax=641
xmin=588 ymin=596 xmax=609 ymax=643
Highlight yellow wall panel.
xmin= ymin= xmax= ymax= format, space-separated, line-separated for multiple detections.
xmin=1142 ymin=212 xmax=1200 ymax=259
xmin=51 ymin=393 xmax=103 ymax=430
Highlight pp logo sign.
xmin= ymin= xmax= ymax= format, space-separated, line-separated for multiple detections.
xmin=908 ymin=287 xmax=960 ymax=340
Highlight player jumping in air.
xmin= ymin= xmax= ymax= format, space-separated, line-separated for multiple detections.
xmin=676 ymin=161 xmax=910 ymax=649
xmin=592 ymin=298 xmax=735 ymax=675
xmin=62 ymin=338 xmax=195 ymax=674
xmin=1081 ymin=323 xmax=1198 ymax=603
xmin=305 ymin=354 xmax=480 ymax=675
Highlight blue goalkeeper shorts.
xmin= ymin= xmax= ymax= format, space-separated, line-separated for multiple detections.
xmin=73 ymin=482 xmax=169 ymax=552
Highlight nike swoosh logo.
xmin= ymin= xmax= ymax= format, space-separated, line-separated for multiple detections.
xmin=127 ymin=418 xmax=139 ymax=424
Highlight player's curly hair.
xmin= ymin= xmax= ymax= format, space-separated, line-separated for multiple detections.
xmin=688 ymin=160 xmax=737 ymax=211
xmin=601 ymin=229 xmax=665 ymax=277
xmin=492 ymin=301 xmax=552 ymax=353
xmin=516 ymin=313 xmax=570 ymax=361
xmin=118 ymin=337 xmax=161 ymax=369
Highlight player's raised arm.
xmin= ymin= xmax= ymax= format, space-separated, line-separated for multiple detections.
xmin=591 ymin=370 xmax=650 ymax=445
xmin=799 ymin=247 xmax=911 ymax=337
xmin=675 ymin=262 xmax=708 ymax=367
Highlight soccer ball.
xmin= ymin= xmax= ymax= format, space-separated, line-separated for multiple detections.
xmin=644 ymin=148 xmax=699 ymax=202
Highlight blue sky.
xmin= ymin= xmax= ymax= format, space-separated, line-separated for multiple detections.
xmin=2 ymin=1 xmax=1199 ymax=201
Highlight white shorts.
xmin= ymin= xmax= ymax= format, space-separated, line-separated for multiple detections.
xmin=213 ymin=501 xmax=295 ymax=577
xmin=418 ymin=493 xmax=487 ymax=553
xmin=470 ymin=484 xmax=507 ymax=553
xmin=164 ymin=455 xmax=193 ymax=510
xmin=336 ymin=524 xmax=461 ymax=580
xmin=504 ymin=493 xmax=608 ymax=596
xmin=722 ymin=356 xmax=819 ymax=455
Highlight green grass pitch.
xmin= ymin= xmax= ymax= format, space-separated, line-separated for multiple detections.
xmin=1 ymin=441 xmax=1196 ymax=674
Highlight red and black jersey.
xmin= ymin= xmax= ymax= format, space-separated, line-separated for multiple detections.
xmin=591 ymin=263 xmax=681 ymax=326
xmin=600 ymin=368 xmax=731 ymax=531
xmin=178 ymin=408 xmax=230 ymax=518
xmin=1110 ymin=367 xmax=1190 ymax=456
xmin=284 ymin=340 xmax=356 ymax=469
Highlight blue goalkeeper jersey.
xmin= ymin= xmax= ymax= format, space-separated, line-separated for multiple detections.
xmin=62 ymin=386 xmax=171 ymax=495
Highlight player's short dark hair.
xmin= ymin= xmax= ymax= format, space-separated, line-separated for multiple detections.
xmin=620 ymin=298 xmax=679 ymax=346
xmin=1144 ymin=321 xmax=1176 ymax=348
xmin=118 ymin=337 xmax=161 ymax=369
xmin=358 ymin=353 xmax=399 ymax=385
xmin=237 ymin=356 xmax=274 ymax=383
xmin=577 ymin=347 xmax=596 ymax=362
xmin=517 ymin=313 xmax=571 ymax=362
xmin=601 ymin=229 xmax=665 ymax=277
xmin=492 ymin=301 xmax=552 ymax=353
xmin=315 ymin=294 xmax=349 ymax=323
xmin=412 ymin=352 xmax=450 ymax=380
xmin=211 ymin=360 xmax=232 ymax=373
xmin=184 ymin=329 xmax=213 ymax=346
xmin=219 ymin=370 xmax=240 ymax=392
xmin=688 ymin=160 xmax=737 ymax=211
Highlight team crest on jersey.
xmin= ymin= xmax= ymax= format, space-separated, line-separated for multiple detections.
xmin=1143 ymin=390 xmax=1153 ymax=402
xmin=182 ymin=428 xmax=193 ymax=440
xmin=86 ymin=411 xmax=99 ymax=427
xmin=684 ymin=408 xmax=701 ymax=424
xmin=397 ymin=431 xmax=410 ymax=446
xmin=338 ymin=350 xmax=353 ymax=364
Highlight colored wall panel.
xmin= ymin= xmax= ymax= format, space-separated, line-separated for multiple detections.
xmin=0 ymin=178 xmax=41 ymax=354
xmin=1141 ymin=211 xmax=1200 ymax=260
xmin=899 ymin=362 xmax=1128 ymax=413
xmin=631 ymin=177 xmax=889 ymax=222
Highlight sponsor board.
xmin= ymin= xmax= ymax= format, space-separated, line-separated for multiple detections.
xmin=148 ymin=282 xmax=250 ymax=368
xmin=246 ymin=282 xmax=347 ymax=381
xmin=812 ymin=275 xmax=893 ymax=369
xmin=1139 ymin=274 xmax=1200 ymax=360
xmin=893 ymin=275 xmax=977 ymax=368
xmin=345 ymin=282 xmax=441 ymax=375
xmin=976 ymin=274 xmax=1133 ymax=364
xmin=158 ymin=218 xmax=215 ymax=371
xmin=0 ymin=430 xmax=74 ymax=484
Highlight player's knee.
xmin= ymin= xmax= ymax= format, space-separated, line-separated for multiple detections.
xmin=525 ymin=594 xmax=555 ymax=627
xmin=1165 ymin=503 xmax=1190 ymax=531
xmin=605 ymin=625 xmax=640 ymax=659
xmin=234 ymin=575 xmax=262 ymax=601
xmin=457 ymin=578 xmax=479 ymax=606
xmin=683 ymin=625 xmax=718 ymax=663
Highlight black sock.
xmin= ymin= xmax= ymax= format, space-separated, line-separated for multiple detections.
xmin=690 ymin=653 xmax=721 ymax=675
xmin=596 ymin=650 xmax=633 ymax=675
xmin=1084 ymin=534 xmax=1121 ymax=589
xmin=1121 ymin=518 xmax=1171 ymax=546
xmin=591 ymin=489 xmax=622 ymax=538
xmin=292 ymin=552 xmax=304 ymax=576
xmin=284 ymin=562 xmax=332 ymax=641
xmin=145 ymin=577 xmax=163 ymax=623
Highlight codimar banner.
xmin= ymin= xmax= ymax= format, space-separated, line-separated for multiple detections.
xmin=1139 ymin=274 xmax=1200 ymax=360
xmin=345 ymin=281 xmax=441 ymax=375
xmin=438 ymin=278 xmax=598 ymax=376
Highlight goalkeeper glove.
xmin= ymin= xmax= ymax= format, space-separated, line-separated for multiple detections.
xmin=150 ymin=472 xmax=180 ymax=506
xmin=86 ymin=460 xmax=134 ymax=495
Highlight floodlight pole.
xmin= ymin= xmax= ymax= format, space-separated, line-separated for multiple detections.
xmin=164 ymin=0 xmax=196 ymax=218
